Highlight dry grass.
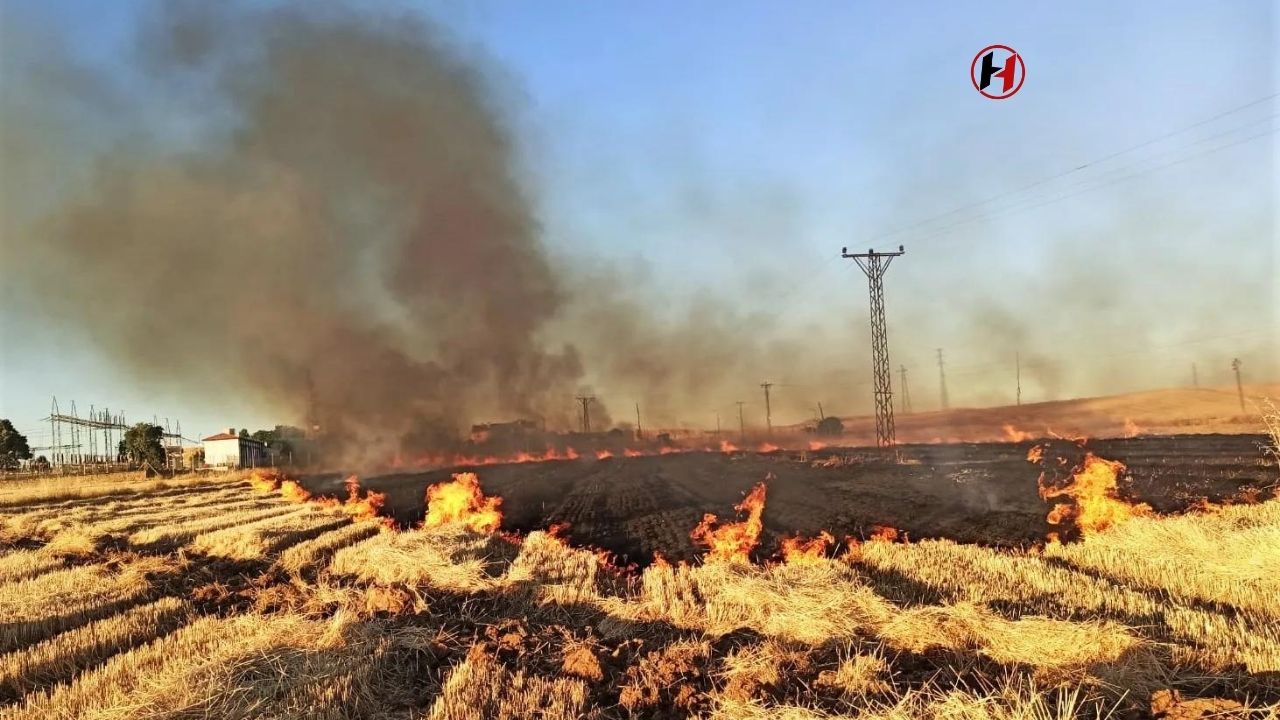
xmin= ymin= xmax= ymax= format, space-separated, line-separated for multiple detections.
xmin=0 ymin=463 xmax=1277 ymax=718
xmin=424 ymin=643 xmax=598 ymax=720
xmin=0 ymin=596 xmax=189 ymax=700
xmin=0 ymin=555 xmax=180 ymax=653
xmin=274 ymin=521 xmax=383 ymax=575
xmin=188 ymin=506 xmax=350 ymax=560
xmin=0 ymin=471 xmax=229 ymax=508
xmin=0 ymin=549 xmax=64 ymax=583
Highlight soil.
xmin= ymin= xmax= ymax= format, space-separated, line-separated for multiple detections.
xmin=311 ymin=433 xmax=1275 ymax=566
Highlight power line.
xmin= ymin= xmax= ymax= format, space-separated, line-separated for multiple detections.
xmin=869 ymin=92 xmax=1278 ymax=243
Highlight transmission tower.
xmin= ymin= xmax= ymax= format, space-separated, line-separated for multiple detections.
xmin=1231 ymin=358 xmax=1245 ymax=412
xmin=576 ymin=396 xmax=595 ymax=433
xmin=736 ymin=401 xmax=746 ymax=443
xmin=1015 ymin=352 xmax=1022 ymax=406
xmin=898 ymin=365 xmax=912 ymax=414
xmin=842 ymin=245 xmax=905 ymax=448
xmin=760 ymin=381 xmax=774 ymax=437
xmin=936 ymin=348 xmax=950 ymax=410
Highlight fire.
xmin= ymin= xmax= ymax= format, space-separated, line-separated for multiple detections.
xmin=1002 ymin=424 xmax=1035 ymax=442
xmin=807 ymin=440 xmax=826 ymax=451
xmin=247 ymin=469 xmax=390 ymax=526
xmin=757 ymin=442 xmax=780 ymax=453
xmin=623 ymin=448 xmax=643 ymax=457
xmin=1038 ymin=452 xmax=1152 ymax=537
xmin=280 ymin=479 xmax=312 ymax=503
xmin=249 ymin=469 xmax=284 ymax=493
xmin=1026 ymin=445 xmax=1045 ymax=463
xmin=595 ymin=449 xmax=613 ymax=460
xmin=719 ymin=440 xmax=740 ymax=453
xmin=690 ymin=480 xmax=768 ymax=564
xmin=1122 ymin=418 xmax=1143 ymax=438
xmin=779 ymin=531 xmax=835 ymax=565
xmin=869 ymin=525 xmax=900 ymax=542
xmin=310 ymin=475 xmax=390 ymax=524
xmin=424 ymin=472 xmax=504 ymax=533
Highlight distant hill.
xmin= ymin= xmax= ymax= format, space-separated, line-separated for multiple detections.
xmin=811 ymin=384 xmax=1279 ymax=444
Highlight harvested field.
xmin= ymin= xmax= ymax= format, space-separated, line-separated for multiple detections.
xmin=355 ymin=433 xmax=1276 ymax=564
xmin=0 ymin=435 xmax=1275 ymax=719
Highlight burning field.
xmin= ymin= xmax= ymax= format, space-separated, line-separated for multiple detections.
xmin=0 ymin=433 xmax=1277 ymax=719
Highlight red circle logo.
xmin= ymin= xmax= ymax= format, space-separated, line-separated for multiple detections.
xmin=970 ymin=45 xmax=1025 ymax=99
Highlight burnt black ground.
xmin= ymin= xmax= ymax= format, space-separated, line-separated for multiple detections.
xmin=304 ymin=434 xmax=1274 ymax=566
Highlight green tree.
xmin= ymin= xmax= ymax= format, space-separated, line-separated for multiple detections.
xmin=123 ymin=423 xmax=165 ymax=467
xmin=250 ymin=425 xmax=305 ymax=459
xmin=0 ymin=419 xmax=32 ymax=470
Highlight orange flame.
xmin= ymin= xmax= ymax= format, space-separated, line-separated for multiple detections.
xmin=595 ymin=449 xmax=613 ymax=460
xmin=757 ymin=442 xmax=780 ymax=453
xmin=719 ymin=440 xmax=740 ymax=453
xmin=624 ymin=448 xmax=643 ymax=457
xmin=1026 ymin=445 xmax=1045 ymax=464
xmin=1039 ymin=452 xmax=1151 ymax=537
xmin=869 ymin=525 xmax=899 ymax=542
xmin=807 ymin=440 xmax=827 ymax=451
xmin=249 ymin=469 xmax=284 ymax=493
xmin=780 ymin=531 xmax=835 ymax=565
xmin=690 ymin=480 xmax=768 ymax=564
xmin=1002 ymin=424 xmax=1035 ymax=442
xmin=424 ymin=472 xmax=503 ymax=533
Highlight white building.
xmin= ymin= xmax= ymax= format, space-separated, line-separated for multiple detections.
xmin=202 ymin=428 xmax=270 ymax=469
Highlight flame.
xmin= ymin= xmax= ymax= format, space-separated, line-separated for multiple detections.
xmin=869 ymin=525 xmax=899 ymax=542
xmin=249 ymin=469 xmax=284 ymax=493
xmin=1038 ymin=452 xmax=1151 ymax=537
xmin=280 ymin=479 xmax=312 ymax=503
xmin=1002 ymin=424 xmax=1035 ymax=442
xmin=690 ymin=480 xmax=768 ymax=564
xmin=719 ymin=440 xmax=740 ymax=453
xmin=757 ymin=442 xmax=780 ymax=453
xmin=595 ymin=449 xmax=613 ymax=460
xmin=807 ymin=440 xmax=827 ymax=451
xmin=780 ymin=531 xmax=835 ymax=565
xmin=424 ymin=472 xmax=503 ymax=533
xmin=1122 ymin=418 xmax=1143 ymax=438
xmin=1026 ymin=445 xmax=1045 ymax=464
xmin=624 ymin=448 xmax=643 ymax=457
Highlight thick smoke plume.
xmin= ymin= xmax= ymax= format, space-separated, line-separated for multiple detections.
xmin=4 ymin=3 xmax=588 ymax=460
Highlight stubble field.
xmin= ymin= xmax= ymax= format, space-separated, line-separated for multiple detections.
xmin=0 ymin=431 xmax=1277 ymax=719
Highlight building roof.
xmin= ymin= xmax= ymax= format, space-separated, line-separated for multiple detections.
xmin=202 ymin=432 xmax=239 ymax=441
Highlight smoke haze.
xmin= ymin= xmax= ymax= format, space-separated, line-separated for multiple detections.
xmin=1 ymin=2 xmax=1275 ymax=456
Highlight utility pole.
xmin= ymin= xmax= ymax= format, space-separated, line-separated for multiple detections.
xmin=736 ymin=401 xmax=746 ymax=443
xmin=1231 ymin=359 xmax=1245 ymax=412
xmin=715 ymin=412 xmax=721 ymax=436
xmin=1191 ymin=363 xmax=1199 ymax=388
xmin=635 ymin=403 xmax=643 ymax=440
xmin=1015 ymin=352 xmax=1022 ymax=407
xmin=576 ymin=396 xmax=595 ymax=433
xmin=936 ymin=348 xmax=949 ymax=411
xmin=898 ymin=365 xmax=912 ymax=414
xmin=842 ymin=245 xmax=905 ymax=448
xmin=760 ymin=381 xmax=774 ymax=437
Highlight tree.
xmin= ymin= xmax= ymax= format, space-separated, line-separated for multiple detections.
xmin=0 ymin=419 xmax=32 ymax=470
xmin=250 ymin=425 xmax=305 ymax=459
xmin=816 ymin=416 xmax=844 ymax=437
xmin=123 ymin=423 xmax=165 ymax=467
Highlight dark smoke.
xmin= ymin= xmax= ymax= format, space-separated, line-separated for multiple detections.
xmin=3 ymin=3 xmax=585 ymax=461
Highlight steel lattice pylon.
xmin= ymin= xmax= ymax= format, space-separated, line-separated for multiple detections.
xmin=842 ymin=246 xmax=904 ymax=448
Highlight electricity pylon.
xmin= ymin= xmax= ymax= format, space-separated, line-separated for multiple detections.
xmin=842 ymin=245 xmax=904 ymax=448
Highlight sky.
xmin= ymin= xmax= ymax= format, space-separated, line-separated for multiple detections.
xmin=1 ymin=0 xmax=1276 ymax=448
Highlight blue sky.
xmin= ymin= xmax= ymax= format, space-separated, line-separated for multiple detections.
xmin=1 ymin=0 xmax=1276 ymax=444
